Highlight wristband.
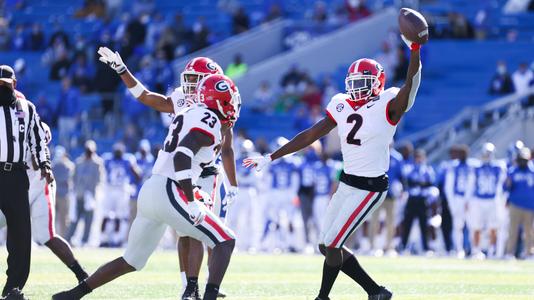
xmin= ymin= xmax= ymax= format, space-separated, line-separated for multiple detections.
xmin=410 ymin=43 xmax=421 ymax=51
xmin=176 ymin=146 xmax=194 ymax=158
xmin=175 ymin=170 xmax=193 ymax=180
xmin=128 ymin=81 xmax=147 ymax=99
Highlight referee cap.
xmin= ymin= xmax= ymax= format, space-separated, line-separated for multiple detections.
xmin=0 ymin=65 xmax=16 ymax=84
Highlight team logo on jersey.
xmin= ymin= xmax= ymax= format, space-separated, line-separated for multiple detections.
xmin=215 ymin=80 xmax=230 ymax=92
xmin=206 ymin=62 xmax=217 ymax=71
xmin=336 ymin=103 xmax=344 ymax=112
xmin=176 ymin=98 xmax=185 ymax=107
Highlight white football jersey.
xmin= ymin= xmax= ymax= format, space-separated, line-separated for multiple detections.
xmin=169 ymin=86 xmax=191 ymax=115
xmin=325 ymin=87 xmax=399 ymax=177
xmin=152 ymin=105 xmax=222 ymax=183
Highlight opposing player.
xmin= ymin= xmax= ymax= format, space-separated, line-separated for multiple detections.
xmin=52 ymin=74 xmax=240 ymax=300
xmin=0 ymin=122 xmax=89 ymax=284
xmin=244 ymin=34 xmax=422 ymax=299
xmin=469 ymin=143 xmax=506 ymax=259
xmin=443 ymin=145 xmax=476 ymax=258
xmin=100 ymin=143 xmax=141 ymax=247
xmin=96 ymin=48 xmax=239 ymax=299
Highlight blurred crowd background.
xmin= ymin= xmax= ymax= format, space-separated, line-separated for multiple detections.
xmin=1 ymin=0 xmax=533 ymax=259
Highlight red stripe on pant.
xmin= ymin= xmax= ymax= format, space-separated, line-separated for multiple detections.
xmin=328 ymin=191 xmax=375 ymax=248
xmin=176 ymin=186 xmax=189 ymax=204
xmin=204 ymin=216 xmax=232 ymax=241
xmin=44 ymin=184 xmax=54 ymax=239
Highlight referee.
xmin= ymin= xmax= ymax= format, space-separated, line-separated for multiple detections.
xmin=0 ymin=65 xmax=52 ymax=299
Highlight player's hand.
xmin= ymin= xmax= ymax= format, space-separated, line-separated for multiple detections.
xmin=40 ymin=167 xmax=54 ymax=184
xmin=187 ymin=200 xmax=206 ymax=226
xmin=401 ymin=34 xmax=421 ymax=51
xmin=97 ymin=47 xmax=127 ymax=75
xmin=223 ymin=186 xmax=239 ymax=206
xmin=243 ymin=154 xmax=272 ymax=172
xmin=194 ymin=187 xmax=213 ymax=206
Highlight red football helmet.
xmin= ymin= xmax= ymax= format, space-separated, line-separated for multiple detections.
xmin=197 ymin=74 xmax=240 ymax=126
xmin=181 ymin=57 xmax=223 ymax=100
xmin=345 ymin=58 xmax=385 ymax=101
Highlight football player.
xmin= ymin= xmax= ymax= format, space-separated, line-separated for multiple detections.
xmin=261 ymin=137 xmax=299 ymax=252
xmin=96 ymin=48 xmax=239 ymax=299
xmin=52 ymin=74 xmax=240 ymax=300
xmin=0 ymin=122 xmax=89 ymax=284
xmin=244 ymin=34 xmax=423 ymax=300
xmin=443 ymin=145 xmax=476 ymax=258
xmin=100 ymin=142 xmax=141 ymax=247
xmin=469 ymin=143 xmax=506 ymax=259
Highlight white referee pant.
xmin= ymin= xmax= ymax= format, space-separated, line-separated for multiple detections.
xmin=124 ymin=175 xmax=235 ymax=270
xmin=319 ymin=182 xmax=386 ymax=249
xmin=0 ymin=175 xmax=57 ymax=245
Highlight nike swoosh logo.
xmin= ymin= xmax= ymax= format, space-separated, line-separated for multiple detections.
xmin=367 ymin=103 xmax=375 ymax=108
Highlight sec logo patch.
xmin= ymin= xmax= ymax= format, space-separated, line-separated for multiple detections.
xmin=176 ymin=98 xmax=185 ymax=107
xmin=336 ymin=103 xmax=344 ymax=112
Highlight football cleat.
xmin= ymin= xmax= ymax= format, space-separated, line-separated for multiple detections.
xmin=368 ymin=286 xmax=393 ymax=300
xmin=2 ymin=288 xmax=28 ymax=300
xmin=181 ymin=285 xmax=201 ymax=300
xmin=51 ymin=290 xmax=78 ymax=300
xmin=314 ymin=297 xmax=330 ymax=300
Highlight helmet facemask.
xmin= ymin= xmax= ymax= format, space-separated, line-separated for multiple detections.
xmin=181 ymin=72 xmax=205 ymax=102
xmin=345 ymin=74 xmax=378 ymax=102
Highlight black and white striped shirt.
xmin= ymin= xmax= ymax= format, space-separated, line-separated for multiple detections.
xmin=0 ymin=91 xmax=49 ymax=168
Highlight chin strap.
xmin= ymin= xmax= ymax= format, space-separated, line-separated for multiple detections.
xmin=405 ymin=63 xmax=422 ymax=112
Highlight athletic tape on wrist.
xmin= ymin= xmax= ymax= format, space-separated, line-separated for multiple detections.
xmin=128 ymin=81 xmax=147 ymax=99
xmin=176 ymin=146 xmax=194 ymax=158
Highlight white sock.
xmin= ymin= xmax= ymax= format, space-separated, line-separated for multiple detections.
xmin=180 ymin=271 xmax=187 ymax=289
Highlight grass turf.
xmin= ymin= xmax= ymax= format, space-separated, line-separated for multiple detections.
xmin=1 ymin=247 xmax=533 ymax=299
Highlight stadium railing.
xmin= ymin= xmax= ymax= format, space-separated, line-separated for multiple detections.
xmin=401 ymin=87 xmax=534 ymax=162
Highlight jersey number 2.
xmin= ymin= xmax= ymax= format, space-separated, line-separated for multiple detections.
xmin=164 ymin=115 xmax=184 ymax=152
xmin=346 ymin=113 xmax=363 ymax=146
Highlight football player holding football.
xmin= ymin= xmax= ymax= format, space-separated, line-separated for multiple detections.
xmin=244 ymin=34 xmax=422 ymax=300
xmin=95 ymin=48 xmax=239 ymax=299
xmin=52 ymin=74 xmax=241 ymax=300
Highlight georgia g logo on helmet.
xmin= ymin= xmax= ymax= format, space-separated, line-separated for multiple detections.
xmin=206 ymin=62 xmax=217 ymax=71
xmin=215 ymin=80 xmax=230 ymax=92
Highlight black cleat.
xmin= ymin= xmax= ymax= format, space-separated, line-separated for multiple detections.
xmin=368 ymin=286 xmax=393 ymax=300
xmin=3 ymin=288 xmax=28 ymax=300
xmin=52 ymin=290 xmax=78 ymax=300
xmin=314 ymin=297 xmax=330 ymax=300
xmin=181 ymin=285 xmax=201 ymax=300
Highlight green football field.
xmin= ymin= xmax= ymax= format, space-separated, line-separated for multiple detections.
xmin=1 ymin=247 xmax=533 ymax=299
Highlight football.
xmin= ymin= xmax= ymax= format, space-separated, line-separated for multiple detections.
xmin=398 ymin=7 xmax=429 ymax=45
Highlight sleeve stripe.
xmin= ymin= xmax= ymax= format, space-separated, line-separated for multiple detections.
xmin=325 ymin=110 xmax=337 ymax=124
xmin=190 ymin=127 xmax=215 ymax=145
xmin=385 ymin=100 xmax=399 ymax=126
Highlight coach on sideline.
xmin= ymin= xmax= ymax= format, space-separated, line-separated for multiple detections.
xmin=0 ymin=65 xmax=53 ymax=299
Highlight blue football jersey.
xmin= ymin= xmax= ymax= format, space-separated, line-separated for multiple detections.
xmin=269 ymin=159 xmax=297 ymax=189
xmin=104 ymin=154 xmax=135 ymax=187
xmin=314 ymin=161 xmax=334 ymax=196
xmin=473 ymin=162 xmax=505 ymax=199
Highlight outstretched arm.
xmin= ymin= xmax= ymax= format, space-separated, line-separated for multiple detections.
xmin=98 ymin=47 xmax=174 ymax=113
xmin=271 ymin=117 xmax=336 ymax=160
xmin=243 ymin=116 xmax=336 ymax=171
xmin=387 ymin=36 xmax=422 ymax=124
